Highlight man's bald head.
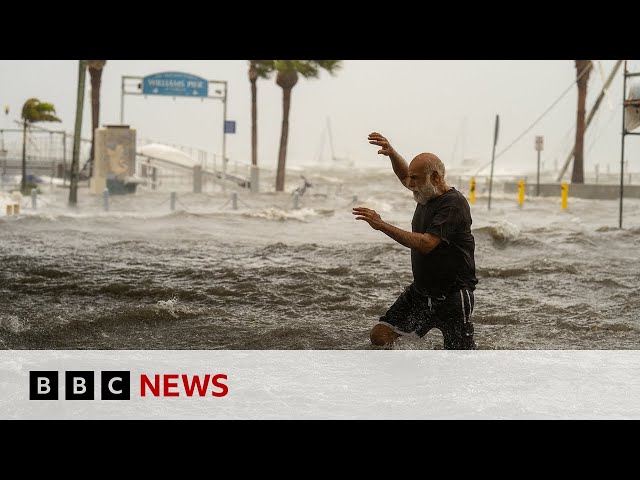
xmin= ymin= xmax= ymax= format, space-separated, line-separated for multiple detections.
xmin=406 ymin=153 xmax=448 ymax=204
xmin=410 ymin=153 xmax=445 ymax=182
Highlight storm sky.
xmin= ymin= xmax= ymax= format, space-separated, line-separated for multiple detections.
xmin=1 ymin=60 xmax=638 ymax=176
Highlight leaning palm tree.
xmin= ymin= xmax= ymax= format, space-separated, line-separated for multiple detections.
xmin=21 ymin=98 xmax=61 ymax=192
xmin=86 ymin=60 xmax=107 ymax=178
xmin=248 ymin=60 xmax=275 ymax=167
xmin=273 ymin=60 xmax=342 ymax=191
xmin=571 ymin=60 xmax=592 ymax=184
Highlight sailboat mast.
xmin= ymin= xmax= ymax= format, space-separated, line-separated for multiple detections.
xmin=327 ymin=117 xmax=336 ymax=162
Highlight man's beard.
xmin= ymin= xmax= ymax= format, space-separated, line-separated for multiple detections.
xmin=413 ymin=179 xmax=438 ymax=205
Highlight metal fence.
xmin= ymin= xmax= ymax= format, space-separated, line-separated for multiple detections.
xmin=0 ymin=127 xmax=92 ymax=182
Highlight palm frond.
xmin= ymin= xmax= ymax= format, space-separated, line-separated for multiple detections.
xmin=273 ymin=60 xmax=343 ymax=78
xmin=21 ymin=98 xmax=61 ymax=125
xmin=254 ymin=60 xmax=276 ymax=78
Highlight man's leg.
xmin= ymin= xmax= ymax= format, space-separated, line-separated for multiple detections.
xmin=438 ymin=290 xmax=477 ymax=350
xmin=441 ymin=321 xmax=476 ymax=350
xmin=371 ymin=284 xmax=431 ymax=348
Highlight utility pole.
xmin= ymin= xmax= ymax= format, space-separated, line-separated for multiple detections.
xmin=69 ymin=60 xmax=87 ymax=206
xmin=557 ymin=60 xmax=623 ymax=182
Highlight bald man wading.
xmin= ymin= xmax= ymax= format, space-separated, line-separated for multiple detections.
xmin=353 ymin=132 xmax=477 ymax=349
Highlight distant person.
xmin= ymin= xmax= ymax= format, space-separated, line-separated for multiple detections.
xmin=352 ymin=132 xmax=478 ymax=350
xmin=293 ymin=175 xmax=312 ymax=197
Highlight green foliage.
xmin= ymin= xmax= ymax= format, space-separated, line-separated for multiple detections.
xmin=273 ymin=60 xmax=342 ymax=78
xmin=20 ymin=97 xmax=62 ymax=193
xmin=250 ymin=60 xmax=276 ymax=79
xmin=21 ymin=98 xmax=62 ymax=125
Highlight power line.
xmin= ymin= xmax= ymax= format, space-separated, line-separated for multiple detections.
xmin=586 ymin=99 xmax=621 ymax=155
xmin=474 ymin=62 xmax=593 ymax=175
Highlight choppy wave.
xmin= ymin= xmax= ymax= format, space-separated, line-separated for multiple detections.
xmin=0 ymin=315 xmax=30 ymax=334
xmin=477 ymin=267 xmax=529 ymax=278
xmin=591 ymin=278 xmax=632 ymax=289
xmin=154 ymin=297 xmax=196 ymax=318
xmin=474 ymin=222 xmax=520 ymax=243
xmin=474 ymin=314 xmax=520 ymax=325
xmin=554 ymin=318 xmax=638 ymax=333
xmin=477 ymin=261 xmax=579 ymax=278
xmin=241 ymin=207 xmax=334 ymax=221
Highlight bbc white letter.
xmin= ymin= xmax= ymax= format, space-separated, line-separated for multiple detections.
xmin=74 ymin=377 xmax=87 ymax=394
xmin=108 ymin=377 xmax=122 ymax=394
xmin=38 ymin=377 xmax=50 ymax=394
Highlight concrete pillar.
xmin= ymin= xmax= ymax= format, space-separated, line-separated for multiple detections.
xmin=91 ymin=125 xmax=136 ymax=195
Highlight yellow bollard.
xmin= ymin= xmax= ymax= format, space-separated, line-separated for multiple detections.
xmin=469 ymin=177 xmax=476 ymax=204
xmin=561 ymin=182 xmax=568 ymax=210
xmin=5 ymin=204 xmax=19 ymax=216
xmin=518 ymin=180 xmax=525 ymax=207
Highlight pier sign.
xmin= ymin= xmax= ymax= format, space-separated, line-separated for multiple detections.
xmin=142 ymin=72 xmax=208 ymax=97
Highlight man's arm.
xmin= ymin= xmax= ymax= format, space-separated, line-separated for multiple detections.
xmin=352 ymin=207 xmax=441 ymax=255
xmin=379 ymin=222 xmax=441 ymax=255
xmin=368 ymin=132 xmax=411 ymax=189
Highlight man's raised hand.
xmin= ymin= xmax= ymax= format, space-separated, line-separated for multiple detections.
xmin=352 ymin=206 xmax=385 ymax=231
xmin=368 ymin=132 xmax=393 ymax=157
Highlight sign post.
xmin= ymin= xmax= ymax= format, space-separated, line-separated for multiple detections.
xmin=535 ymin=135 xmax=544 ymax=196
xmin=487 ymin=114 xmax=500 ymax=211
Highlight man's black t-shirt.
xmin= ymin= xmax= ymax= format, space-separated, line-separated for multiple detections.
xmin=411 ymin=187 xmax=477 ymax=296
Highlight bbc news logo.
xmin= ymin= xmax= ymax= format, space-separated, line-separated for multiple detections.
xmin=29 ymin=371 xmax=131 ymax=400
xmin=29 ymin=371 xmax=228 ymax=400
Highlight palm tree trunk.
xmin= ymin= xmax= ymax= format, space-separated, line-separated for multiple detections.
xmin=249 ymin=61 xmax=258 ymax=167
xmin=21 ymin=122 xmax=27 ymax=193
xmin=572 ymin=60 xmax=591 ymax=184
xmin=276 ymin=87 xmax=292 ymax=192
xmin=88 ymin=65 xmax=103 ymax=178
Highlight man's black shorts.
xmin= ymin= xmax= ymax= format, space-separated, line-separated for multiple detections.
xmin=377 ymin=283 xmax=476 ymax=350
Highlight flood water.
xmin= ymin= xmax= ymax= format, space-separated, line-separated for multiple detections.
xmin=2 ymin=166 xmax=639 ymax=350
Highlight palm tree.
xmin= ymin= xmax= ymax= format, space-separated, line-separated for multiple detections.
xmin=273 ymin=60 xmax=342 ymax=191
xmin=248 ymin=60 xmax=275 ymax=167
xmin=571 ymin=60 xmax=592 ymax=184
xmin=20 ymin=98 xmax=61 ymax=192
xmin=87 ymin=60 xmax=107 ymax=179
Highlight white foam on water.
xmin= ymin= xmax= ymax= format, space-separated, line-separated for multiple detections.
xmin=154 ymin=296 xmax=194 ymax=319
